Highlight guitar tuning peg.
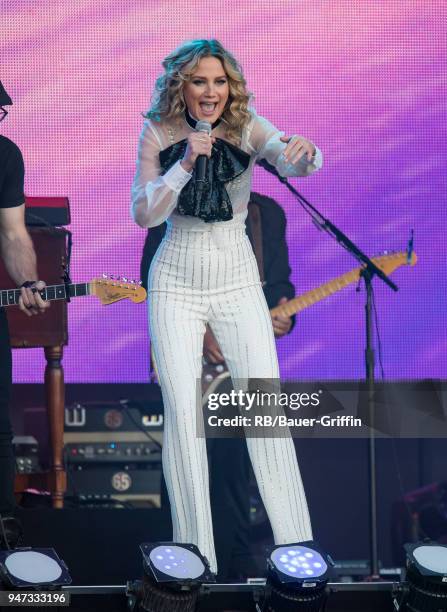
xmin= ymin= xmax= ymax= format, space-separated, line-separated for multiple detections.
xmin=122 ymin=277 xmax=128 ymax=283
xmin=102 ymin=273 xmax=108 ymax=279
xmin=132 ymin=280 xmax=137 ymax=285
xmin=138 ymin=281 xmax=143 ymax=285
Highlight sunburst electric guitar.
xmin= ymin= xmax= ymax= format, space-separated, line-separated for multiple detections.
xmin=201 ymin=250 xmax=417 ymax=400
xmin=0 ymin=276 xmax=147 ymax=307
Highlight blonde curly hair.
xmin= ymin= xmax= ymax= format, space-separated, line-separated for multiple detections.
xmin=145 ymin=39 xmax=252 ymax=145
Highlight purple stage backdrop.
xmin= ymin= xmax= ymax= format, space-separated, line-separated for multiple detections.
xmin=2 ymin=1 xmax=446 ymax=382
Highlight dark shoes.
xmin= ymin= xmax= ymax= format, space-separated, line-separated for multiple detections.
xmin=0 ymin=515 xmax=24 ymax=549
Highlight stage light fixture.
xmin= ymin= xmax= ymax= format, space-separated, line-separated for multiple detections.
xmin=138 ymin=542 xmax=215 ymax=612
xmin=394 ymin=541 xmax=447 ymax=612
xmin=263 ymin=541 xmax=333 ymax=612
xmin=0 ymin=548 xmax=71 ymax=588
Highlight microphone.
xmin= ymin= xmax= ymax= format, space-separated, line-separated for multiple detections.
xmin=195 ymin=120 xmax=212 ymax=183
xmin=406 ymin=229 xmax=414 ymax=264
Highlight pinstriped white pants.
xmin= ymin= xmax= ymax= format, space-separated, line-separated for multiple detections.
xmin=148 ymin=213 xmax=312 ymax=573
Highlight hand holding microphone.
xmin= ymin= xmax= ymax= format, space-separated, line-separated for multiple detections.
xmin=181 ymin=121 xmax=214 ymax=181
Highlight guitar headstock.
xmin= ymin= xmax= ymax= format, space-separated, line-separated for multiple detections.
xmin=370 ymin=251 xmax=418 ymax=276
xmin=90 ymin=276 xmax=147 ymax=305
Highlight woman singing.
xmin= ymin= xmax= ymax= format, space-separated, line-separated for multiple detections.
xmin=131 ymin=39 xmax=322 ymax=574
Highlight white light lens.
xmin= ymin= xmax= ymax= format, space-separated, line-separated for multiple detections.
xmin=5 ymin=551 xmax=62 ymax=584
xmin=271 ymin=545 xmax=328 ymax=579
xmin=413 ymin=546 xmax=447 ymax=574
xmin=150 ymin=545 xmax=205 ymax=580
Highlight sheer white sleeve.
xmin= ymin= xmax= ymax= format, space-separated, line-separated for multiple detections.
xmin=247 ymin=113 xmax=322 ymax=178
xmin=131 ymin=120 xmax=192 ymax=228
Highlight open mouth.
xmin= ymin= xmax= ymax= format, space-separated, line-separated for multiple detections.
xmin=199 ymin=102 xmax=218 ymax=114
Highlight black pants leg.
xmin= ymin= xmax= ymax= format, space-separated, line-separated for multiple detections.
xmin=209 ymin=436 xmax=252 ymax=581
xmin=0 ymin=308 xmax=15 ymax=515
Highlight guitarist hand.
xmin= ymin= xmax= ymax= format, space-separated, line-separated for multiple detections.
xmin=203 ymin=296 xmax=293 ymax=360
xmin=19 ymin=281 xmax=49 ymax=317
xmin=203 ymin=326 xmax=225 ymax=364
xmin=272 ymin=297 xmax=292 ymax=338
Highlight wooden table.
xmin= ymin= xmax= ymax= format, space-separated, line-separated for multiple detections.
xmin=0 ymin=227 xmax=69 ymax=508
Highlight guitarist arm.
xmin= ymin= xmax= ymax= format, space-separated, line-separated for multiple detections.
xmin=261 ymin=202 xmax=296 ymax=334
xmin=0 ymin=205 xmax=48 ymax=315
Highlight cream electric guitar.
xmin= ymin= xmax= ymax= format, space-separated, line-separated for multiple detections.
xmin=201 ymin=250 xmax=418 ymax=399
xmin=0 ymin=276 xmax=147 ymax=307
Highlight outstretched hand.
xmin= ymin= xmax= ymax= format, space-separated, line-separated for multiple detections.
xmin=280 ymin=135 xmax=315 ymax=163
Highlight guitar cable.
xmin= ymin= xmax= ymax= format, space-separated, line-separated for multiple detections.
xmin=118 ymin=399 xmax=162 ymax=452
xmin=371 ymin=286 xmax=430 ymax=543
xmin=0 ymin=513 xmax=11 ymax=550
xmin=372 ymin=288 xmax=385 ymax=380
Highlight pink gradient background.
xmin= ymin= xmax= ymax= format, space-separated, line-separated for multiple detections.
xmin=2 ymin=0 xmax=446 ymax=382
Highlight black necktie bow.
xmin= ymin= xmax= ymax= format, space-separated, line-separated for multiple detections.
xmin=159 ymin=138 xmax=250 ymax=223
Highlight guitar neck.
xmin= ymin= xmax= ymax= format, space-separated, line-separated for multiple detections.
xmin=271 ymin=267 xmax=362 ymax=318
xmin=0 ymin=283 xmax=91 ymax=307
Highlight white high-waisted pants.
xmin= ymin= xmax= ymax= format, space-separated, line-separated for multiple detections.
xmin=148 ymin=213 xmax=312 ymax=573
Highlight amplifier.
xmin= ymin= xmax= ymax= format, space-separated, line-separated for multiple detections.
xmin=13 ymin=436 xmax=40 ymax=474
xmin=65 ymin=441 xmax=162 ymax=464
xmin=66 ymin=465 xmax=162 ymax=497
xmin=62 ymin=400 xmax=164 ymax=503
xmin=25 ymin=196 xmax=70 ymax=226
xmin=64 ymin=400 xmax=163 ymax=434
xmin=64 ymin=430 xmax=163 ymax=447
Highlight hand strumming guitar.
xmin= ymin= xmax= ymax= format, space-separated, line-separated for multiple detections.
xmin=203 ymin=296 xmax=293 ymax=365
xmin=203 ymin=325 xmax=225 ymax=365
xmin=272 ymin=297 xmax=293 ymax=337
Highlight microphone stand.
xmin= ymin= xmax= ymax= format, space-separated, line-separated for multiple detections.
xmin=257 ymin=158 xmax=398 ymax=578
